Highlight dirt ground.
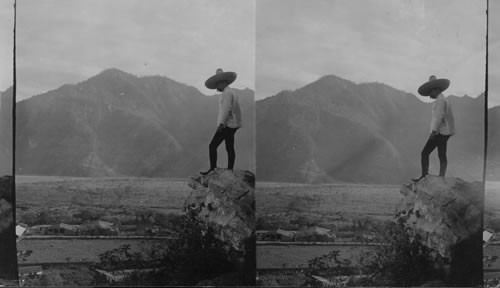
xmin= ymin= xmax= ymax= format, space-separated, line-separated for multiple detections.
xmin=257 ymin=244 xmax=375 ymax=269
xmin=16 ymin=175 xmax=189 ymax=215
xmin=256 ymin=182 xmax=401 ymax=221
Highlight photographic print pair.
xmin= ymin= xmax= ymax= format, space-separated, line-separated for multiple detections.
xmin=0 ymin=0 xmax=497 ymax=287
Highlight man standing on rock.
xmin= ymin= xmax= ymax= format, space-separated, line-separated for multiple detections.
xmin=412 ymin=75 xmax=455 ymax=182
xmin=201 ymin=68 xmax=242 ymax=176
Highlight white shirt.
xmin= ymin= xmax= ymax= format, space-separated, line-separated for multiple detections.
xmin=217 ymin=87 xmax=242 ymax=128
xmin=430 ymin=94 xmax=455 ymax=136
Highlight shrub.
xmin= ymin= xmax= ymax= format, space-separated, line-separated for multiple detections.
xmin=20 ymin=211 xmax=38 ymax=226
xmin=362 ymin=218 xmax=444 ymax=286
xmin=308 ymin=250 xmax=353 ymax=275
xmin=74 ymin=209 xmax=103 ymax=223
xmin=304 ymin=250 xmax=355 ymax=287
xmin=94 ymin=215 xmax=237 ymax=286
xmin=23 ymin=265 xmax=95 ymax=287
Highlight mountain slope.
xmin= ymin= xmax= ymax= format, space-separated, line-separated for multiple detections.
xmin=487 ymin=105 xmax=500 ymax=181
xmin=0 ymin=87 xmax=13 ymax=176
xmin=257 ymin=75 xmax=484 ymax=184
xmin=16 ymin=68 xmax=255 ymax=177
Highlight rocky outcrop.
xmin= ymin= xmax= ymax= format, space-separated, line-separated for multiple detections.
xmin=184 ymin=168 xmax=255 ymax=285
xmin=0 ymin=176 xmax=18 ymax=281
xmin=185 ymin=168 xmax=255 ymax=252
xmin=396 ymin=175 xmax=483 ymax=286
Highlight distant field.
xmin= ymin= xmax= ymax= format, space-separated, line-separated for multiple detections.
xmin=256 ymin=182 xmax=402 ymax=221
xmin=257 ymin=245 xmax=375 ymax=269
xmin=484 ymin=244 xmax=500 ymax=272
xmin=256 ymin=182 xmax=401 ymax=270
xmin=16 ymin=176 xmax=190 ymax=265
xmin=17 ymin=239 xmax=169 ymax=264
xmin=257 ymin=181 xmax=494 ymax=274
xmin=16 ymin=175 xmax=190 ymax=214
xmin=485 ymin=182 xmax=500 ymax=231
xmin=486 ymin=182 xmax=500 ymax=212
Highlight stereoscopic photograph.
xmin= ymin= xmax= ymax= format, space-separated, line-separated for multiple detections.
xmin=0 ymin=0 xmax=17 ymax=285
xmin=255 ymin=0 xmax=486 ymax=286
xmin=0 ymin=0 xmax=497 ymax=287
xmin=14 ymin=0 xmax=255 ymax=286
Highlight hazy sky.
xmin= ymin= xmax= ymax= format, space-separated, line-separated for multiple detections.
xmin=16 ymin=0 xmax=255 ymax=101
xmin=0 ymin=1 xmax=14 ymax=93
xmin=490 ymin=0 xmax=500 ymax=107
xmin=256 ymin=0 xmax=487 ymax=101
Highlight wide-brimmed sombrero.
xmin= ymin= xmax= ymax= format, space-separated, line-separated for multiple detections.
xmin=418 ymin=75 xmax=450 ymax=96
xmin=205 ymin=68 xmax=237 ymax=89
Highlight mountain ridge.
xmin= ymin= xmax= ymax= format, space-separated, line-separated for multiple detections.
xmin=256 ymin=75 xmax=485 ymax=184
xmin=16 ymin=68 xmax=255 ymax=177
xmin=487 ymin=105 xmax=500 ymax=181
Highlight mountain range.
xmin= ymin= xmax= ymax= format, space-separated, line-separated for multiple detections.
xmin=256 ymin=75 xmax=486 ymax=184
xmin=487 ymin=105 xmax=500 ymax=181
xmin=4 ymin=70 xmax=499 ymax=183
xmin=0 ymin=87 xmax=13 ymax=176
xmin=15 ymin=68 xmax=255 ymax=177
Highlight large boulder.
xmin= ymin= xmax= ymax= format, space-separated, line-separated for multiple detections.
xmin=185 ymin=168 xmax=255 ymax=253
xmin=396 ymin=175 xmax=483 ymax=286
xmin=0 ymin=176 xmax=18 ymax=281
xmin=185 ymin=168 xmax=256 ymax=286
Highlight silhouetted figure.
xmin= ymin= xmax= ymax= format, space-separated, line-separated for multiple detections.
xmin=413 ymin=75 xmax=455 ymax=182
xmin=201 ymin=69 xmax=242 ymax=176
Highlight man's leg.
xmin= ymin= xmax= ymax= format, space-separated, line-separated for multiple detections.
xmin=201 ymin=129 xmax=225 ymax=175
xmin=413 ymin=136 xmax=439 ymax=181
xmin=421 ymin=136 xmax=439 ymax=176
xmin=224 ymin=128 xmax=238 ymax=169
xmin=437 ymin=135 xmax=451 ymax=177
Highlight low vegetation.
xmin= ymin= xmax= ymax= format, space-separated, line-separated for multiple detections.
xmin=22 ymin=265 xmax=95 ymax=287
xmin=361 ymin=218 xmax=443 ymax=286
xmin=93 ymin=215 xmax=240 ymax=286
xmin=259 ymin=218 xmax=443 ymax=287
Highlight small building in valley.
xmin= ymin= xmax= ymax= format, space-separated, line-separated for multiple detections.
xmin=484 ymin=230 xmax=495 ymax=246
xmin=276 ymin=228 xmax=296 ymax=242
xmin=18 ymin=265 xmax=43 ymax=284
xmin=295 ymin=226 xmax=336 ymax=242
xmin=16 ymin=223 xmax=28 ymax=240
xmin=59 ymin=223 xmax=80 ymax=236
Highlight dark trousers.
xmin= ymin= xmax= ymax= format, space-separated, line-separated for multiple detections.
xmin=209 ymin=127 xmax=238 ymax=170
xmin=420 ymin=134 xmax=451 ymax=177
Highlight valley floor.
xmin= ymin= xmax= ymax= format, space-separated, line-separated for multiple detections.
xmin=16 ymin=175 xmax=190 ymax=286
xmin=255 ymin=182 xmax=401 ymax=285
xmin=484 ymin=182 xmax=500 ymax=286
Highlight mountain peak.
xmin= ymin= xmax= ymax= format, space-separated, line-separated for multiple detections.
xmin=318 ymin=74 xmax=353 ymax=83
xmin=299 ymin=74 xmax=357 ymax=93
xmin=96 ymin=68 xmax=136 ymax=79
xmin=315 ymin=74 xmax=355 ymax=85
xmin=1 ymin=87 xmax=13 ymax=108
xmin=1 ymin=86 xmax=13 ymax=96
xmin=83 ymin=68 xmax=140 ymax=90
